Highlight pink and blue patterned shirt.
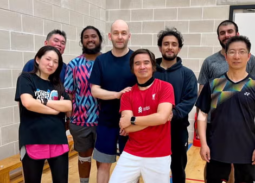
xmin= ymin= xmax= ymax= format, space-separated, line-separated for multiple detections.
xmin=64 ymin=55 xmax=99 ymax=127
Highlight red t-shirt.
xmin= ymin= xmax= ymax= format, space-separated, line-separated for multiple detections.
xmin=120 ymin=79 xmax=175 ymax=157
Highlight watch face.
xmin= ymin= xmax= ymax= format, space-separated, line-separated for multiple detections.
xmin=131 ymin=116 xmax=136 ymax=125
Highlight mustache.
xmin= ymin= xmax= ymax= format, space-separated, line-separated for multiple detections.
xmin=86 ymin=41 xmax=95 ymax=45
xmin=222 ymin=38 xmax=229 ymax=43
xmin=82 ymin=44 xmax=102 ymax=54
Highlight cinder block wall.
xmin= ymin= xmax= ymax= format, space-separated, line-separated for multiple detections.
xmin=0 ymin=0 xmax=106 ymax=160
xmin=0 ymin=0 xmax=255 ymax=160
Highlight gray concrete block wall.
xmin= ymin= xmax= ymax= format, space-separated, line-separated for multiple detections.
xmin=1 ymin=0 xmax=255 ymax=160
xmin=0 ymin=0 xmax=106 ymax=160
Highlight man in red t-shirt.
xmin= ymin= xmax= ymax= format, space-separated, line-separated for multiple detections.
xmin=109 ymin=49 xmax=175 ymax=183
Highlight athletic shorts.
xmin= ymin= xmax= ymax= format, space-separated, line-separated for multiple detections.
xmin=109 ymin=152 xmax=171 ymax=183
xmin=69 ymin=123 xmax=97 ymax=152
xmin=93 ymin=125 xmax=128 ymax=163
xmin=206 ymin=160 xmax=255 ymax=183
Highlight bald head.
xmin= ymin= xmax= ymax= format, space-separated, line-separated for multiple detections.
xmin=109 ymin=19 xmax=131 ymax=50
xmin=111 ymin=19 xmax=129 ymax=33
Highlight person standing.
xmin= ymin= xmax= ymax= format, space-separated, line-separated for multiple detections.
xmin=109 ymin=49 xmax=175 ymax=183
xmin=198 ymin=20 xmax=255 ymax=183
xmin=22 ymin=29 xmax=67 ymax=83
xmin=196 ymin=36 xmax=255 ymax=183
xmin=89 ymin=19 xmax=136 ymax=183
xmin=64 ymin=26 xmax=103 ymax=183
xmin=15 ymin=46 xmax=72 ymax=183
xmin=154 ymin=27 xmax=197 ymax=183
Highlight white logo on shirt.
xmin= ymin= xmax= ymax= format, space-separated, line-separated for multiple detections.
xmin=152 ymin=94 xmax=156 ymax=100
xmin=143 ymin=106 xmax=150 ymax=111
xmin=138 ymin=106 xmax=150 ymax=113
xmin=244 ymin=92 xmax=250 ymax=96
xmin=138 ymin=106 xmax=142 ymax=113
xmin=35 ymin=89 xmax=50 ymax=99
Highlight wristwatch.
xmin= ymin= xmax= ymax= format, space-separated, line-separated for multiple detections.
xmin=131 ymin=116 xmax=136 ymax=125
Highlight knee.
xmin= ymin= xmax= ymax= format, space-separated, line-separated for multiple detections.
xmin=98 ymin=162 xmax=111 ymax=171
xmin=79 ymin=148 xmax=93 ymax=157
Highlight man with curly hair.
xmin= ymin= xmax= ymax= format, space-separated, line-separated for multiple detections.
xmin=154 ymin=27 xmax=198 ymax=183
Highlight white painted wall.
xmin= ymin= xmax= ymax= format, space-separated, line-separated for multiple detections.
xmin=234 ymin=13 xmax=255 ymax=55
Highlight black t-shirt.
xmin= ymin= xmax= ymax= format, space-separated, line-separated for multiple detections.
xmin=196 ymin=73 xmax=255 ymax=163
xmin=89 ymin=50 xmax=137 ymax=127
xmin=15 ymin=73 xmax=69 ymax=149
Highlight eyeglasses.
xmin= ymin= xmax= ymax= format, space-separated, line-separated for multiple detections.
xmin=227 ymin=50 xmax=248 ymax=56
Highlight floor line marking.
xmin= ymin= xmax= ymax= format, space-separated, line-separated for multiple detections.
xmin=186 ymin=177 xmax=204 ymax=182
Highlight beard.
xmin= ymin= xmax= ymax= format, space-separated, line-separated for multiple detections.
xmin=162 ymin=53 xmax=177 ymax=61
xmin=219 ymin=40 xmax=226 ymax=49
xmin=219 ymin=37 xmax=233 ymax=49
xmin=82 ymin=44 xmax=101 ymax=54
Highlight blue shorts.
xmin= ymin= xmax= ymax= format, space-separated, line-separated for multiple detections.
xmin=93 ymin=125 xmax=128 ymax=163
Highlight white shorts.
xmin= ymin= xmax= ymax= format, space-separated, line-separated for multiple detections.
xmin=109 ymin=151 xmax=171 ymax=183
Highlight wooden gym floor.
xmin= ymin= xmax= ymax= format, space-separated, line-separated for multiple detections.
xmin=40 ymin=144 xmax=206 ymax=183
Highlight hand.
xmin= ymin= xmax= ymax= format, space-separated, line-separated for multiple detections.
xmin=252 ymin=150 xmax=255 ymax=165
xmin=119 ymin=129 xmax=129 ymax=136
xmin=200 ymin=144 xmax=210 ymax=162
xmin=168 ymin=112 xmax=173 ymax=121
xmin=116 ymin=87 xmax=132 ymax=99
xmin=119 ymin=115 xmax=131 ymax=129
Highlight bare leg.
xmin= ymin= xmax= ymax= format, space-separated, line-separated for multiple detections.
xmin=97 ymin=162 xmax=112 ymax=183
xmin=227 ymin=164 xmax=234 ymax=183
xmin=78 ymin=148 xmax=93 ymax=183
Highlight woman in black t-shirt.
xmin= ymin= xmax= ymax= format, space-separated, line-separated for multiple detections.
xmin=15 ymin=46 xmax=72 ymax=183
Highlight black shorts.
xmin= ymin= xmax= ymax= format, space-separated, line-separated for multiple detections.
xmin=206 ymin=160 xmax=255 ymax=183
xmin=69 ymin=123 xmax=97 ymax=152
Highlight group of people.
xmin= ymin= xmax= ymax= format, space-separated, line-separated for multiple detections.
xmin=14 ymin=18 xmax=255 ymax=183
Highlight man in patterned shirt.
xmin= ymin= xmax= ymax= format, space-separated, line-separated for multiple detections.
xmin=64 ymin=26 xmax=103 ymax=183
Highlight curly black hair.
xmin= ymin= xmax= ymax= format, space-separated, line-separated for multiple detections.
xmin=157 ymin=27 xmax=184 ymax=48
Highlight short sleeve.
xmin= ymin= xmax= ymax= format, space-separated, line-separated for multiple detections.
xmin=158 ymin=82 xmax=175 ymax=106
xmin=22 ymin=59 xmax=34 ymax=72
xmin=62 ymin=91 xmax=70 ymax=100
xmin=247 ymin=55 xmax=255 ymax=78
xmin=64 ymin=62 xmax=76 ymax=94
xmin=198 ymin=59 xmax=210 ymax=85
xmin=89 ymin=57 xmax=102 ymax=86
xmin=15 ymin=73 xmax=35 ymax=101
xmin=120 ymin=92 xmax=132 ymax=112
xmin=60 ymin=63 xmax=67 ymax=84
xmin=195 ymin=82 xmax=211 ymax=113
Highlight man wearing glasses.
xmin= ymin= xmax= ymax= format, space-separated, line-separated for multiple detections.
xmin=197 ymin=20 xmax=255 ymax=183
xmin=196 ymin=35 xmax=255 ymax=183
